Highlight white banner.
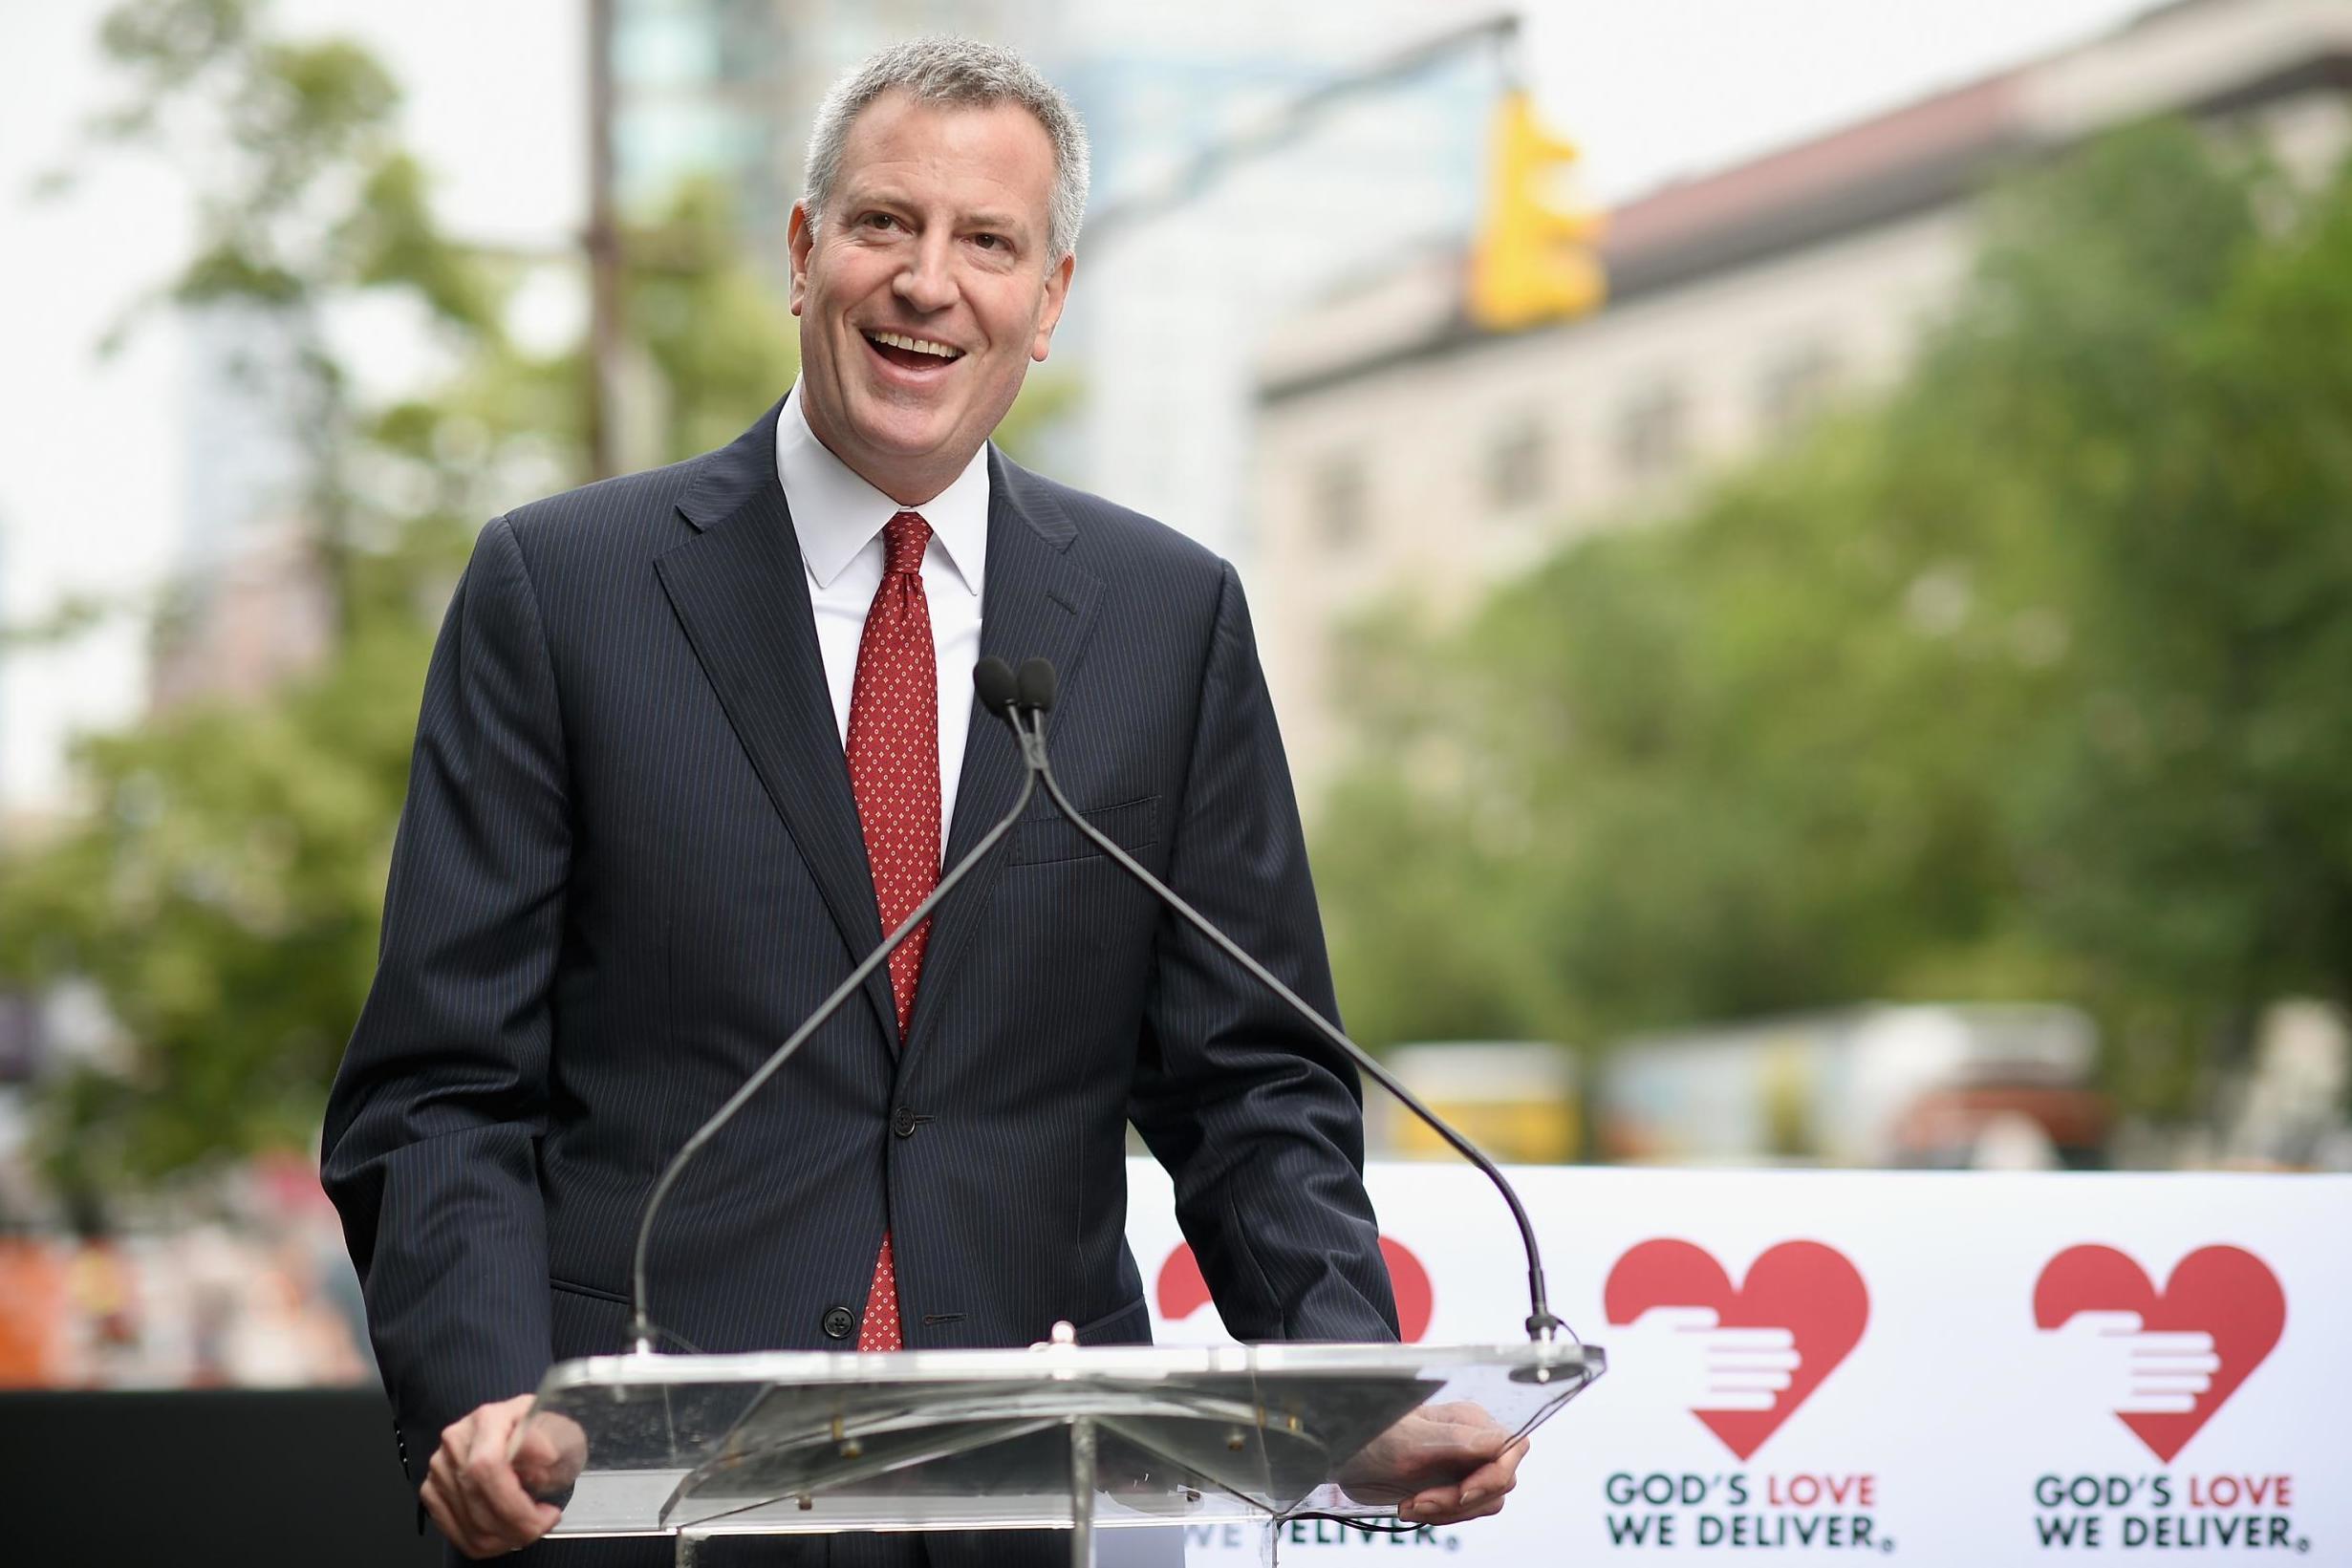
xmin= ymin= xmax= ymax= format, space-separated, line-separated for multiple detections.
xmin=1123 ymin=1160 xmax=2352 ymax=1564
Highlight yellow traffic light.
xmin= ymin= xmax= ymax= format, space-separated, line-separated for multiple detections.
xmin=1469 ymin=90 xmax=1607 ymax=331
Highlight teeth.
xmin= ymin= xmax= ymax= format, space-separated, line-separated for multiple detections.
xmin=871 ymin=331 xmax=961 ymax=360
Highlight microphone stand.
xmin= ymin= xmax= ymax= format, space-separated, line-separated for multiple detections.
xmin=1004 ymin=661 xmax=1565 ymax=1343
xmin=626 ymin=664 xmax=1036 ymax=1353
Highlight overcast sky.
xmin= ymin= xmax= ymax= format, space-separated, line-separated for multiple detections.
xmin=0 ymin=0 xmax=2153 ymax=809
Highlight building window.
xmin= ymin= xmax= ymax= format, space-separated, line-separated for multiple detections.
xmin=1758 ymin=342 xmax=1840 ymax=437
xmin=1485 ymin=416 xmax=1548 ymax=512
xmin=1616 ymin=385 xmax=1687 ymax=483
xmin=1312 ymin=452 xmax=1368 ymax=548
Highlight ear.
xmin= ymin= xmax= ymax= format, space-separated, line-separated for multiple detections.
xmin=1030 ymin=249 xmax=1076 ymax=362
xmin=787 ymin=201 xmax=814 ymax=316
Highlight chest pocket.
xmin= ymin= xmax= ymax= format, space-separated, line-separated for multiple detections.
xmin=1007 ymin=794 xmax=1159 ymax=866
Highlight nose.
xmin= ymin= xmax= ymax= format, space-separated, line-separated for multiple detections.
xmin=893 ymin=232 xmax=957 ymax=313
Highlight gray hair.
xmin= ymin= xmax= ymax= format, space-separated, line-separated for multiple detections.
xmin=801 ymin=37 xmax=1091 ymax=264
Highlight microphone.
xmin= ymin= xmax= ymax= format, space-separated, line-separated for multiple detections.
xmin=1003 ymin=659 xmax=1566 ymax=1343
xmin=1015 ymin=656 xmax=1056 ymax=716
xmin=626 ymin=657 xmax=1035 ymax=1352
xmin=974 ymin=655 xmax=1020 ymax=715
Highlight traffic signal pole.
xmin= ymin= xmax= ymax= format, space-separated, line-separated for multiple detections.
xmin=1083 ymin=11 xmax=1604 ymax=333
xmin=1085 ymin=12 xmax=1524 ymax=243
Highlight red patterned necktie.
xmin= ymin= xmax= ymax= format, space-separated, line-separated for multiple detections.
xmin=845 ymin=510 xmax=939 ymax=1352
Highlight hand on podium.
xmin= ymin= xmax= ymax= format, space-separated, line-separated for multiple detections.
xmin=423 ymin=1393 xmax=587 ymax=1558
xmin=1335 ymin=1400 xmax=1529 ymax=1525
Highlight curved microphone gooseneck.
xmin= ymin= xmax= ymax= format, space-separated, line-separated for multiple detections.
xmin=626 ymin=657 xmax=1034 ymax=1353
xmin=1005 ymin=657 xmax=1566 ymax=1343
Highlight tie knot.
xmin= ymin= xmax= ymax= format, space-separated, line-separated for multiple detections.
xmin=882 ymin=511 xmax=931 ymax=577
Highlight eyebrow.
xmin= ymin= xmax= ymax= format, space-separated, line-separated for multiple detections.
xmin=852 ymin=187 xmax=1033 ymax=240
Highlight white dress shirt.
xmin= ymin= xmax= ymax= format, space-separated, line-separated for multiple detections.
xmin=775 ymin=383 xmax=988 ymax=852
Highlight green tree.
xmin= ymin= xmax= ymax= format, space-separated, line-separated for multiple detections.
xmin=0 ymin=0 xmax=839 ymax=1188
xmin=1319 ymin=121 xmax=2352 ymax=1126
xmin=76 ymin=0 xmax=505 ymax=616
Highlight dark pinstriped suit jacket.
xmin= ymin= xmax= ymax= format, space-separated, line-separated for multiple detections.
xmin=320 ymin=397 xmax=1398 ymax=1563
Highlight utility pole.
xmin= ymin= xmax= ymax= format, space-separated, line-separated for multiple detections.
xmin=585 ymin=0 xmax=624 ymax=481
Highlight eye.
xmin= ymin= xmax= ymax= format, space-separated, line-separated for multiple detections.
xmin=860 ymin=212 xmax=899 ymax=231
xmin=971 ymin=233 xmax=1006 ymax=251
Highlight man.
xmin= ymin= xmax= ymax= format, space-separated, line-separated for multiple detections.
xmin=322 ymin=38 xmax=1523 ymax=1564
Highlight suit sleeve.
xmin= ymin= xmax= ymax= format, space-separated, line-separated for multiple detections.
xmin=1129 ymin=560 xmax=1399 ymax=1343
xmin=321 ymin=515 xmax=566 ymax=1488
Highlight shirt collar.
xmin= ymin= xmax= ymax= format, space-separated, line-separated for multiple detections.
xmin=775 ymin=383 xmax=987 ymax=597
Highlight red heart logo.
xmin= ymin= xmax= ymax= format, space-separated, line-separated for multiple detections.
xmin=1605 ymin=1239 xmax=1870 ymax=1461
xmin=1154 ymin=1235 xmax=1435 ymax=1342
xmin=2033 ymin=1245 xmax=2285 ymax=1463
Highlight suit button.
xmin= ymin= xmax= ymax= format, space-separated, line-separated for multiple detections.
xmin=821 ymin=1305 xmax=855 ymax=1340
xmin=892 ymin=1106 xmax=919 ymax=1138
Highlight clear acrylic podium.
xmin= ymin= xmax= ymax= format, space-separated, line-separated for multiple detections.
xmin=519 ymin=1329 xmax=1604 ymax=1563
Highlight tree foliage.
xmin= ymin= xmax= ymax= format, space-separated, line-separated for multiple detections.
xmin=76 ymin=0 xmax=505 ymax=614
xmin=0 ymin=0 xmax=817 ymax=1189
xmin=1318 ymin=122 xmax=2352 ymax=1120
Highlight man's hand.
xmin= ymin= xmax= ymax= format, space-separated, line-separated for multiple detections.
xmin=1335 ymin=1401 xmax=1530 ymax=1526
xmin=423 ymin=1393 xmax=574 ymax=1558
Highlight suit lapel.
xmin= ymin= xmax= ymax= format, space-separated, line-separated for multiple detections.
xmin=654 ymin=400 xmax=897 ymax=1044
xmin=899 ymin=449 xmax=1103 ymax=1077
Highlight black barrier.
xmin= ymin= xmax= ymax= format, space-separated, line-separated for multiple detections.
xmin=2 ymin=1387 xmax=440 ymax=1565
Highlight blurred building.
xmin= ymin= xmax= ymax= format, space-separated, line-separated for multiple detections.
xmin=145 ymin=527 xmax=336 ymax=715
xmin=1043 ymin=2 xmax=1491 ymax=562
xmin=607 ymin=0 xmax=1059 ymax=272
xmin=1252 ymin=0 xmax=2352 ymax=796
xmin=148 ymin=304 xmax=334 ymax=715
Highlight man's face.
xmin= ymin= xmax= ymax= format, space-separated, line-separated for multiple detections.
xmin=789 ymin=89 xmax=1075 ymax=505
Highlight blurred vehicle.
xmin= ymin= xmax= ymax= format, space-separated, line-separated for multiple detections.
xmin=1379 ymin=1041 xmax=1580 ymax=1163
xmin=1599 ymin=1003 xmax=2106 ymax=1169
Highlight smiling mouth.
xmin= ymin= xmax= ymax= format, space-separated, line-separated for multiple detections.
xmin=864 ymin=330 xmax=963 ymax=372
